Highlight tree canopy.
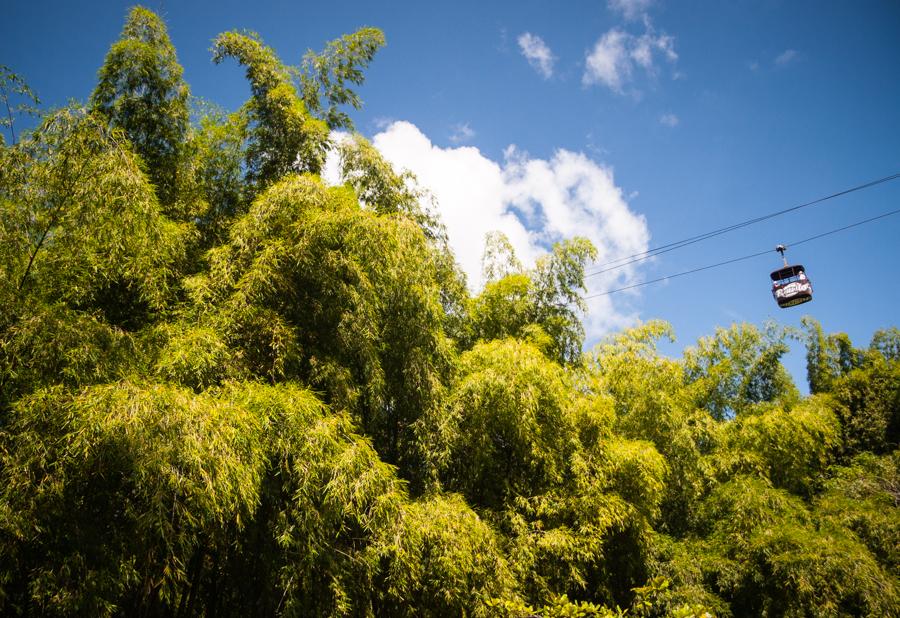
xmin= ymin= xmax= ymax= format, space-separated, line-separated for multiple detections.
xmin=0 ymin=8 xmax=897 ymax=617
xmin=91 ymin=7 xmax=190 ymax=208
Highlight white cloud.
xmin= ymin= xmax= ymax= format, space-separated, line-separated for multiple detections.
xmin=608 ymin=0 xmax=654 ymax=20
xmin=775 ymin=49 xmax=798 ymax=66
xmin=583 ymin=29 xmax=631 ymax=92
xmin=517 ymin=32 xmax=556 ymax=79
xmin=583 ymin=27 xmax=677 ymax=93
xmin=649 ymin=32 xmax=678 ymax=63
xmin=659 ymin=113 xmax=679 ymax=127
xmin=353 ymin=121 xmax=650 ymax=336
xmin=371 ymin=116 xmax=396 ymax=130
xmin=449 ymin=122 xmax=476 ymax=144
xmin=321 ymin=130 xmax=349 ymax=187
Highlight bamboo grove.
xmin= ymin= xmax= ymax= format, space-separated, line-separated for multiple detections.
xmin=0 ymin=8 xmax=897 ymax=617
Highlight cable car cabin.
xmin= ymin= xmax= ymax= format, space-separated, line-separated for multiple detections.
xmin=770 ymin=264 xmax=812 ymax=308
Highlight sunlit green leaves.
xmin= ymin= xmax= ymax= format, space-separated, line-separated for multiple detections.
xmin=815 ymin=451 xmax=900 ymax=574
xmin=715 ymin=396 xmax=840 ymax=496
xmin=684 ymin=322 xmax=799 ymax=419
xmin=336 ymin=133 xmax=446 ymax=242
xmin=186 ymin=105 xmax=247 ymax=249
xmin=1 ymin=381 xmax=272 ymax=613
xmin=188 ymin=173 xmax=453 ymax=477
xmin=0 ymin=65 xmax=40 ymax=145
xmin=212 ymin=31 xmax=329 ymax=191
xmin=438 ymin=339 xmax=578 ymax=508
xmin=300 ymin=27 xmax=386 ymax=131
xmin=3 ymin=108 xmax=186 ymax=317
xmin=371 ymin=493 xmax=518 ymax=616
xmin=90 ymin=7 xmax=190 ymax=207
xmin=468 ymin=235 xmax=597 ymax=365
xmin=2 ymin=6 xmax=898 ymax=616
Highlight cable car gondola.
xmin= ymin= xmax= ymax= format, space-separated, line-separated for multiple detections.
xmin=770 ymin=245 xmax=812 ymax=308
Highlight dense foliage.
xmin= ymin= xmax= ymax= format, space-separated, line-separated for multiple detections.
xmin=1 ymin=8 xmax=897 ymax=616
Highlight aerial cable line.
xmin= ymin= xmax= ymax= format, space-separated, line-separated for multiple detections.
xmin=584 ymin=206 xmax=900 ymax=299
xmin=585 ymin=171 xmax=900 ymax=279
xmin=588 ymin=171 xmax=900 ymax=273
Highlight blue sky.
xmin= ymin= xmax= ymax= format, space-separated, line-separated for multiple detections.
xmin=4 ymin=0 xmax=900 ymax=387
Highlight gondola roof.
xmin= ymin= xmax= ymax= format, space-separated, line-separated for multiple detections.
xmin=770 ymin=264 xmax=806 ymax=281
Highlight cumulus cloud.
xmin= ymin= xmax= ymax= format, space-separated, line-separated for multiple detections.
xmin=352 ymin=121 xmax=650 ymax=336
xmin=659 ymin=113 xmax=679 ymax=127
xmin=608 ymin=0 xmax=654 ymax=21
xmin=583 ymin=27 xmax=677 ymax=93
xmin=518 ymin=32 xmax=556 ymax=79
xmin=583 ymin=30 xmax=631 ymax=92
